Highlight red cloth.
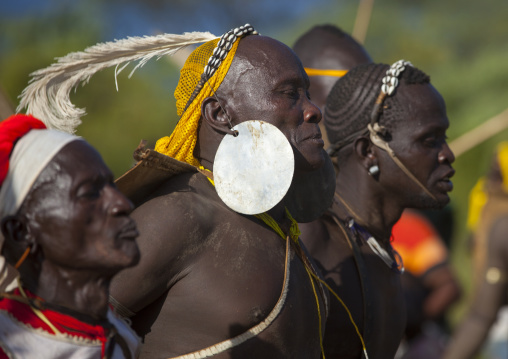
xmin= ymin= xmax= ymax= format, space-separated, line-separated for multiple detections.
xmin=391 ymin=210 xmax=448 ymax=276
xmin=0 ymin=114 xmax=46 ymax=186
xmin=0 ymin=288 xmax=109 ymax=358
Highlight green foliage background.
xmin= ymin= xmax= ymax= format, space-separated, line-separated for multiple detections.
xmin=1 ymin=0 xmax=507 ymax=349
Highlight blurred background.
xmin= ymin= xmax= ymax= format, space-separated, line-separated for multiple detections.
xmin=1 ymin=0 xmax=507 ymax=351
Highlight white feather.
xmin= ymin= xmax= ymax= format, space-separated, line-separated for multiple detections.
xmin=16 ymin=31 xmax=218 ymax=134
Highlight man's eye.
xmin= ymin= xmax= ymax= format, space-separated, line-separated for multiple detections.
xmin=284 ymin=89 xmax=299 ymax=99
xmin=424 ymin=138 xmax=437 ymax=147
xmin=77 ymin=185 xmax=101 ymax=199
xmin=423 ymin=135 xmax=446 ymax=148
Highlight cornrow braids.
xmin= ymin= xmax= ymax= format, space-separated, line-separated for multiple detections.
xmin=324 ymin=62 xmax=430 ymax=154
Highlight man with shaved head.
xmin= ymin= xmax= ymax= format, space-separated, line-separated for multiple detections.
xmin=108 ymin=25 xmax=331 ymax=358
xmin=293 ymin=24 xmax=372 ymax=148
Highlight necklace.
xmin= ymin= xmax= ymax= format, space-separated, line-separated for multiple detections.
xmin=334 ymin=192 xmax=404 ymax=274
xmin=347 ymin=219 xmax=404 ymax=274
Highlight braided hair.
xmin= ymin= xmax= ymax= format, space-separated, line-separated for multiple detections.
xmin=324 ymin=62 xmax=430 ymax=154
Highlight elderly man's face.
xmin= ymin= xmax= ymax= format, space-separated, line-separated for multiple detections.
xmin=223 ymin=36 xmax=325 ymax=173
xmin=27 ymin=141 xmax=140 ymax=273
xmin=379 ymin=83 xmax=455 ymax=209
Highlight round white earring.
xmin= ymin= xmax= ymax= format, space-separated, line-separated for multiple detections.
xmin=368 ymin=165 xmax=380 ymax=176
xmin=213 ymin=120 xmax=294 ymax=215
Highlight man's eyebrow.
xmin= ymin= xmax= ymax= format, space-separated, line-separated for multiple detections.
xmin=414 ymin=123 xmax=449 ymax=137
xmin=274 ymin=76 xmax=307 ymax=89
xmin=75 ymin=171 xmax=113 ymax=188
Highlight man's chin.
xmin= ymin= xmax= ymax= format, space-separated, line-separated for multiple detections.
xmin=294 ymin=149 xmax=326 ymax=174
xmin=415 ymin=192 xmax=450 ymax=210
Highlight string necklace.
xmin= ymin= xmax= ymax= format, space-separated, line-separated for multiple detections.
xmin=334 ymin=192 xmax=404 ymax=274
xmin=199 ymin=166 xmax=370 ymax=358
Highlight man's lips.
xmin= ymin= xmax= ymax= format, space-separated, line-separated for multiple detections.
xmin=436 ymin=169 xmax=455 ymax=192
xmin=117 ymin=220 xmax=139 ymax=240
xmin=304 ymin=133 xmax=324 ymax=146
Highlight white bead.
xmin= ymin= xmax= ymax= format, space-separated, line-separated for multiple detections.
xmin=390 ymin=77 xmax=399 ymax=87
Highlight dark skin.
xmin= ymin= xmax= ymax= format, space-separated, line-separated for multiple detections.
xmin=293 ymin=29 xmax=372 ymax=148
xmin=300 ymin=81 xmax=455 ymax=358
xmin=1 ymin=140 xmax=139 ymax=319
xmin=110 ymin=36 xmax=328 ymax=358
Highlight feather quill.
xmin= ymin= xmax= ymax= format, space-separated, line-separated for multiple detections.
xmin=16 ymin=31 xmax=218 ymax=134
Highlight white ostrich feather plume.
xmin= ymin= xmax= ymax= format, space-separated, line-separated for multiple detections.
xmin=16 ymin=31 xmax=218 ymax=134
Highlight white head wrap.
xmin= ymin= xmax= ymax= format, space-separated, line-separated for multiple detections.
xmin=0 ymin=128 xmax=80 ymax=292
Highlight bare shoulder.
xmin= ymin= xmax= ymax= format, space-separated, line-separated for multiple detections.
xmin=110 ymin=172 xmax=221 ymax=312
xmin=300 ymin=219 xmax=329 ymax=254
xmin=300 ymin=213 xmax=348 ymax=259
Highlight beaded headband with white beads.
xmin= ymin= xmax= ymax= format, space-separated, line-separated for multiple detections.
xmin=203 ymin=24 xmax=258 ymax=79
xmin=380 ymin=60 xmax=412 ymax=96
xmin=370 ymin=59 xmax=413 ymax=131
xmin=327 ymin=59 xmax=413 ymax=156
xmin=183 ymin=24 xmax=258 ymax=113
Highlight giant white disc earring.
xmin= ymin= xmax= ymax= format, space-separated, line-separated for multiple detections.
xmin=213 ymin=120 xmax=294 ymax=214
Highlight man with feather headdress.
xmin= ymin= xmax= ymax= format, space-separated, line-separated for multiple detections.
xmin=17 ymin=25 xmax=335 ymax=358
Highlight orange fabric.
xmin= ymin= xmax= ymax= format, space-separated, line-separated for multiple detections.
xmin=391 ymin=211 xmax=448 ymax=276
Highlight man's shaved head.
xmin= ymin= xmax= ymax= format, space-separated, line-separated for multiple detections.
xmin=293 ymin=24 xmax=373 ymax=110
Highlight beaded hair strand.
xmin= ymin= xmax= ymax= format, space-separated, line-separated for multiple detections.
xmin=182 ymin=24 xmax=258 ymax=114
xmin=325 ymin=62 xmax=430 ymax=156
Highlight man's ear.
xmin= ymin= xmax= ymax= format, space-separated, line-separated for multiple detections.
xmin=201 ymin=96 xmax=236 ymax=136
xmin=353 ymin=136 xmax=378 ymax=170
xmin=1 ymin=215 xmax=28 ymax=243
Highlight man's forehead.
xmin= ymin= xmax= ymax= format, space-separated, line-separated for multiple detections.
xmin=399 ymin=82 xmax=446 ymax=113
xmin=392 ymin=83 xmax=448 ymax=132
xmin=236 ymin=36 xmax=301 ymax=68
xmin=50 ymin=141 xmax=110 ymax=180
xmin=234 ymin=35 xmax=306 ymax=83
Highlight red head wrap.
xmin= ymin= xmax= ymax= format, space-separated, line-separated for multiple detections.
xmin=0 ymin=114 xmax=47 ymax=187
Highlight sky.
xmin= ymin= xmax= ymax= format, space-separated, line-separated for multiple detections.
xmin=0 ymin=0 xmax=335 ymax=40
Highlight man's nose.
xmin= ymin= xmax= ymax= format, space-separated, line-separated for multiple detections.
xmin=107 ymin=185 xmax=134 ymax=216
xmin=304 ymin=100 xmax=322 ymax=124
xmin=439 ymin=141 xmax=455 ymax=164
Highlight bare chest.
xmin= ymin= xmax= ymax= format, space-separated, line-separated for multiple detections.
xmin=315 ymin=220 xmax=406 ymax=359
xmin=136 ymin=223 xmax=326 ymax=358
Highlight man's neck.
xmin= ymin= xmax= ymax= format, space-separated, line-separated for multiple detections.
xmin=334 ymin=170 xmax=403 ymax=244
xmin=266 ymin=201 xmax=290 ymax=232
xmin=27 ymin=262 xmax=112 ymax=319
